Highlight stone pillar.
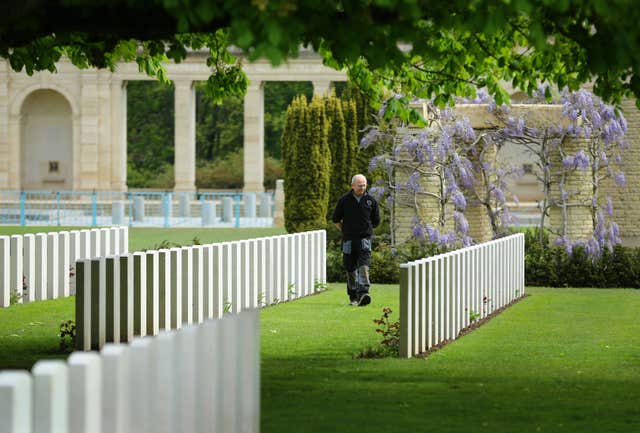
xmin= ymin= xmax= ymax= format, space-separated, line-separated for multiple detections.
xmin=243 ymin=81 xmax=265 ymax=192
xmin=174 ymin=80 xmax=196 ymax=192
xmin=110 ymin=80 xmax=127 ymax=191
xmin=548 ymin=136 xmax=594 ymax=242
xmin=312 ymin=80 xmax=332 ymax=96
xmin=274 ymin=179 xmax=284 ymax=227
xmin=79 ymin=72 xmax=100 ymax=190
xmin=605 ymin=98 xmax=640 ymax=245
xmin=97 ymin=71 xmax=112 ymax=190
xmin=0 ymin=62 xmax=9 ymax=189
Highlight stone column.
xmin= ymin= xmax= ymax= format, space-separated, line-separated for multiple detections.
xmin=312 ymin=80 xmax=332 ymax=96
xmin=548 ymin=136 xmax=594 ymax=242
xmin=274 ymin=179 xmax=284 ymax=227
xmin=0 ymin=62 xmax=9 ymax=189
xmin=174 ymin=80 xmax=196 ymax=192
xmin=97 ymin=71 xmax=113 ymax=190
xmin=110 ymin=80 xmax=127 ymax=191
xmin=243 ymin=81 xmax=265 ymax=192
xmin=79 ymin=72 xmax=100 ymax=190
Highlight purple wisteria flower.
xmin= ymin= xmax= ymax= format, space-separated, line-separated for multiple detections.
xmin=615 ymin=172 xmax=626 ymax=187
xmin=562 ymin=155 xmax=574 ymax=169
xmin=368 ymin=155 xmax=384 ymax=172
xmin=491 ymin=186 xmax=506 ymax=204
xmin=412 ymin=223 xmax=426 ymax=240
xmin=594 ymin=212 xmax=607 ymax=248
xmin=605 ymin=197 xmax=614 ymax=216
xmin=451 ymin=190 xmax=467 ymax=210
xmin=360 ymin=129 xmax=379 ymax=149
xmin=369 ymin=186 xmax=385 ymax=200
xmin=608 ymin=221 xmax=620 ymax=244
xmin=426 ymin=225 xmax=440 ymax=244
xmin=406 ymin=172 xmax=421 ymax=192
xmin=385 ymin=158 xmax=393 ymax=175
xmin=386 ymin=195 xmax=394 ymax=207
xmin=574 ymin=150 xmax=590 ymax=170
xmin=453 ymin=211 xmax=469 ymax=235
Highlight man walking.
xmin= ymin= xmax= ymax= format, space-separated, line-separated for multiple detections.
xmin=332 ymin=174 xmax=380 ymax=306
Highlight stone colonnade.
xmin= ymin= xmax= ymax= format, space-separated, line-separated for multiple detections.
xmin=0 ymin=50 xmax=346 ymax=193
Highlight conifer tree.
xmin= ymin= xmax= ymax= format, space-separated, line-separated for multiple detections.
xmin=342 ymin=82 xmax=376 ymax=176
xmin=325 ymin=95 xmax=349 ymax=214
xmin=342 ymin=97 xmax=359 ymax=181
xmin=282 ymin=96 xmax=331 ymax=232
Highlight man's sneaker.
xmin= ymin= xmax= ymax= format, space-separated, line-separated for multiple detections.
xmin=349 ymin=299 xmax=359 ymax=306
xmin=357 ymin=293 xmax=371 ymax=306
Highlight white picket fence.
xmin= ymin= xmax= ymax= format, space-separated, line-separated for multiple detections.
xmin=0 ymin=227 xmax=129 ymax=308
xmin=399 ymin=233 xmax=525 ymax=358
xmin=75 ymin=230 xmax=326 ymax=350
xmin=0 ymin=309 xmax=259 ymax=433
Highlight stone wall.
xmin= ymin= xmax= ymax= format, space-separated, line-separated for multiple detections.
xmin=392 ymin=101 xmax=640 ymax=246
xmin=601 ymin=98 xmax=640 ymax=245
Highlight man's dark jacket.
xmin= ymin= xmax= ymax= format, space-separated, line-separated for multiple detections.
xmin=332 ymin=190 xmax=380 ymax=240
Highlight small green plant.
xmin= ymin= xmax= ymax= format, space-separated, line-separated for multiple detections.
xmin=9 ymin=289 xmax=23 ymax=306
xmin=469 ymin=310 xmax=481 ymax=323
xmin=373 ymin=307 xmax=400 ymax=356
xmin=151 ymin=239 xmax=174 ymax=251
xmin=59 ymin=320 xmax=76 ymax=352
xmin=257 ymin=291 xmax=266 ymax=307
xmin=191 ymin=236 xmax=201 ymax=245
xmin=10 ymin=275 xmax=29 ymax=305
xmin=287 ymin=283 xmax=296 ymax=297
xmin=313 ymin=280 xmax=328 ymax=292
xmin=223 ymin=298 xmax=232 ymax=313
xmin=356 ymin=307 xmax=401 ymax=358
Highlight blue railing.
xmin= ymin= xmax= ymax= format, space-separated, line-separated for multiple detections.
xmin=0 ymin=190 xmax=275 ymax=228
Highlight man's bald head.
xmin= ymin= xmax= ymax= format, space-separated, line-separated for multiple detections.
xmin=351 ymin=174 xmax=367 ymax=197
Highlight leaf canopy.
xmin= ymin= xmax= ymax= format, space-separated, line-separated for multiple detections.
xmin=1 ymin=1 xmax=639 ymax=107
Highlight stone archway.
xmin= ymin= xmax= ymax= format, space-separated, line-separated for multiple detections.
xmin=20 ymin=89 xmax=73 ymax=190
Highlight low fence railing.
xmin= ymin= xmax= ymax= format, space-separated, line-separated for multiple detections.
xmin=75 ymin=230 xmax=326 ymax=350
xmin=0 ymin=190 xmax=274 ymax=228
xmin=0 ymin=310 xmax=259 ymax=433
xmin=399 ymin=233 xmax=525 ymax=358
xmin=0 ymin=227 xmax=129 ymax=308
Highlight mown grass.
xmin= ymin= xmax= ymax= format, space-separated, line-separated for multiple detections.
xmin=0 ymin=296 xmax=75 ymax=369
xmin=1 ymin=254 xmax=638 ymax=432
xmin=0 ymin=226 xmax=285 ymax=252
xmin=260 ymin=285 xmax=640 ymax=433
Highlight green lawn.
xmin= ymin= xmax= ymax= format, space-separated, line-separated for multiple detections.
xmin=1 ymin=284 xmax=639 ymax=432
xmin=0 ymin=226 xmax=285 ymax=251
xmin=260 ymin=285 xmax=640 ymax=433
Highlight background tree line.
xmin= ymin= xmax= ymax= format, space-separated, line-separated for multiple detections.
xmin=127 ymin=80 xmax=316 ymax=189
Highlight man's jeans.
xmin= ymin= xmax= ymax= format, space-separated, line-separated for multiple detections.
xmin=342 ymin=238 xmax=371 ymax=301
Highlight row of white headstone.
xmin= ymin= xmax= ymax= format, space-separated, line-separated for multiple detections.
xmin=0 ymin=227 xmax=129 ymax=308
xmin=75 ymin=230 xmax=327 ymax=350
xmin=0 ymin=310 xmax=259 ymax=433
xmin=399 ymin=233 xmax=525 ymax=358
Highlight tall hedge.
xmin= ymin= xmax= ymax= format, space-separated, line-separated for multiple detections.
xmin=342 ymin=82 xmax=376 ymax=176
xmin=282 ymin=96 xmax=331 ymax=232
xmin=325 ymin=95 xmax=349 ymax=215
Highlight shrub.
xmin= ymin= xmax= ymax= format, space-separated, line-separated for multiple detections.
xmin=282 ymin=96 xmax=331 ymax=232
xmin=196 ymin=150 xmax=243 ymax=189
xmin=524 ymin=233 xmax=640 ymax=288
xmin=127 ymin=163 xmax=174 ymax=189
xmin=355 ymin=307 xmax=400 ymax=358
